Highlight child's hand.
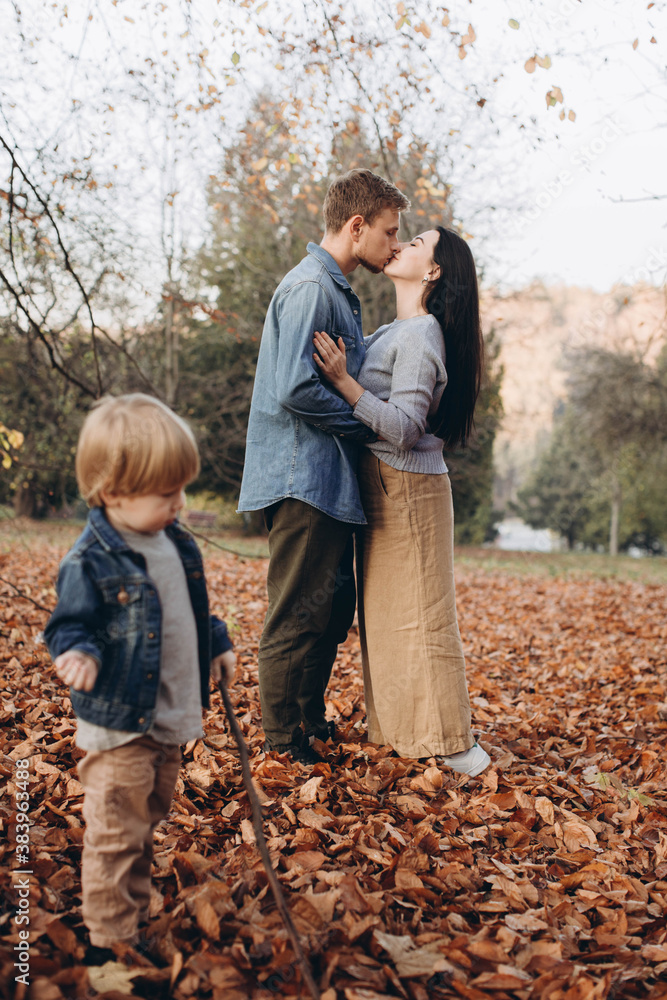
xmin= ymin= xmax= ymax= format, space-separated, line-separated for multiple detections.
xmin=211 ymin=650 xmax=237 ymax=688
xmin=54 ymin=650 xmax=99 ymax=691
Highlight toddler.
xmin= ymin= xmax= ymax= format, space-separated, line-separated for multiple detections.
xmin=44 ymin=393 xmax=236 ymax=961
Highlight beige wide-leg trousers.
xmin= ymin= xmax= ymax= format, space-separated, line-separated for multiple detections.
xmin=356 ymin=452 xmax=474 ymax=759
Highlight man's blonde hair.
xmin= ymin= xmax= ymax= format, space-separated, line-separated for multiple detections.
xmin=76 ymin=394 xmax=200 ymax=507
xmin=323 ymin=168 xmax=410 ymax=234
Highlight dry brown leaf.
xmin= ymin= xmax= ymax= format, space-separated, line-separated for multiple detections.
xmin=561 ymin=818 xmax=599 ymax=852
xmin=505 ymin=910 xmax=550 ymax=932
xmin=535 ymin=795 xmax=555 ymax=824
xmin=240 ymin=818 xmax=256 ymax=843
xmin=87 ymin=962 xmax=141 ymax=993
xmin=298 ymin=807 xmax=334 ymax=831
xmin=299 ymin=774 xmax=324 ymax=802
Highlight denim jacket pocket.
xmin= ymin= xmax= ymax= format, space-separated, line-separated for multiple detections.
xmin=98 ymin=577 xmax=144 ymax=640
xmin=89 ymin=578 xmax=144 ymax=699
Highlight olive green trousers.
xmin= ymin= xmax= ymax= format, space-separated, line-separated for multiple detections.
xmin=258 ymin=498 xmax=356 ymax=748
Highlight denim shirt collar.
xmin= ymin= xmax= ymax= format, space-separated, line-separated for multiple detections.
xmin=87 ymin=506 xmax=188 ymax=553
xmin=306 ymin=242 xmax=352 ymax=291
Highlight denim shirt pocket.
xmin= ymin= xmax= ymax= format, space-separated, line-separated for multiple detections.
xmin=333 ymin=327 xmax=358 ymax=354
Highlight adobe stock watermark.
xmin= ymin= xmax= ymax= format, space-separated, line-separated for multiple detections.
xmin=260 ymin=963 xmax=298 ymax=993
xmin=565 ymin=245 xmax=667 ymax=349
xmin=510 ymin=0 xmax=602 ymax=32
xmin=263 ymin=564 xmax=354 ymax=652
xmin=509 ymin=115 xmax=626 ymax=238
xmin=12 ymin=758 xmax=33 ymax=987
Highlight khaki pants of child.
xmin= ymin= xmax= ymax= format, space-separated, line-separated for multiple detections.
xmin=77 ymin=735 xmax=181 ymax=947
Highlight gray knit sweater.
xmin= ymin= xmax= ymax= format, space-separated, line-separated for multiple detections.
xmin=353 ymin=314 xmax=448 ymax=474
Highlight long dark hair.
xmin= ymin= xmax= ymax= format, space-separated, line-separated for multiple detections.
xmin=423 ymin=227 xmax=483 ymax=449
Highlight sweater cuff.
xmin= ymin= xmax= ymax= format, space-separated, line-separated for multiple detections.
xmin=352 ymin=389 xmax=383 ymax=429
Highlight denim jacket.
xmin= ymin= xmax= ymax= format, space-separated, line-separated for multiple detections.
xmin=44 ymin=507 xmax=232 ymax=732
xmin=238 ymin=243 xmax=376 ymax=524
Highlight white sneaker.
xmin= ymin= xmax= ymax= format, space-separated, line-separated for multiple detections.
xmin=440 ymin=743 xmax=490 ymax=777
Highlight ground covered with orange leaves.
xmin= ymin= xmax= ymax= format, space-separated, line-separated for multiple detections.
xmin=1 ymin=531 xmax=666 ymax=1000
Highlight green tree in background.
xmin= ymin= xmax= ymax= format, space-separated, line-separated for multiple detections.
xmin=565 ymin=346 xmax=666 ymax=554
xmin=513 ymin=406 xmax=607 ymax=550
xmin=0 ymin=321 xmax=95 ymax=516
xmin=514 ymin=344 xmax=667 ymax=553
xmin=0 ymin=316 xmax=157 ymax=516
xmin=620 ymin=443 xmax=667 ymax=553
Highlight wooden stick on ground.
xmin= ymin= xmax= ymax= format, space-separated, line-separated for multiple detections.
xmin=217 ymin=679 xmax=321 ymax=1000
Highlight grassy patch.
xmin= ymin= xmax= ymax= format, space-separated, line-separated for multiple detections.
xmin=3 ymin=516 xmax=666 ymax=581
xmin=0 ymin=515 xmax=84 ymax=554
xmin=0 ymin=514 xmax=269 ymax=560
xmin=455 ymin=545 xmax=667 ymax=585
xmin=189 ymin=527 xmax=269 ymax=560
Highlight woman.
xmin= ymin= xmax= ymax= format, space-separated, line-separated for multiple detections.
xmin=313 ymin=227 xmax=490 ymax=777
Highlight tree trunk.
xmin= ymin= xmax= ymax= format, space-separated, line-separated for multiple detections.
xmin=609 ymin=470 xmax=621 ymax=556
xmin=13 ymin=483 xmax=37 ymax=518
xmin=164 ymin=285 xmax=179 ymax=407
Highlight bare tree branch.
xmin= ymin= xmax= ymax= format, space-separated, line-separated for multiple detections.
xmin=0 ymin=133 xmax=104 ymax=394
xmin=313 ymin=0 xmax=394 ymax=182
xmin=217 ymin=677 xmax=320 ymax=1000
xmin=0 ymin=264 xmax=97 ymax=397
xmin=609 ymin=194 xmax=667 ymax=203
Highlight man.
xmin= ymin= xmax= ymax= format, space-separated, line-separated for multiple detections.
xmin=238 ymin=168 xmax=410 ymax=763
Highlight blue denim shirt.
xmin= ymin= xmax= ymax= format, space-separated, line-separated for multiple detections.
xmin=238 ymin=243 xmax=376 ymax=524
xmin=44 ymin=507 xmax=232 ymax=732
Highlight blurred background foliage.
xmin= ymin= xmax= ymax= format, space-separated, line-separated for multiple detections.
xmin=1 ymin=99 xmax=503 ymax=545
xmin=2 ymin=2 xmax=665 ymax=552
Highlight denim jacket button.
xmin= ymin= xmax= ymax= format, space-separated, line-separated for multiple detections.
xmin=138 ymin=717 xmax=145 ymax=724
xmin=148 ymin=632 xmax=156 ymax=640
xmin=191 ymin=571 xmax=202 ymax=579
xmin=117 ymin=588 xmax=129 ymax=604
xmin=147 ymin=673 xmax=153 ymax=680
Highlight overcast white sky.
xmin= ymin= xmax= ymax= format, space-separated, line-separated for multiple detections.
xmin=2 ymin=0 xmax=666 ymax=296
xmin=446 ymin=0 xmax=667 ymax=290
